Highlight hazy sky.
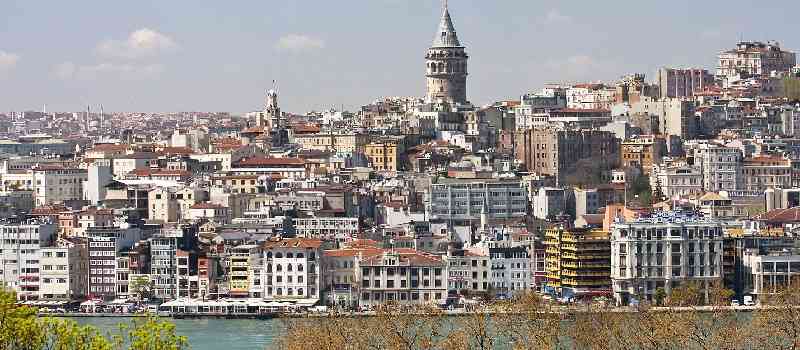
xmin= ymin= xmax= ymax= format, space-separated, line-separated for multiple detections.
xmin=1 ymin=0 xmax=798 ymax=114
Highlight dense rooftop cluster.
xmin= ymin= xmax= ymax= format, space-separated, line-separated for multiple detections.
xmin=1 ymin=3 xmax=800 ymax=310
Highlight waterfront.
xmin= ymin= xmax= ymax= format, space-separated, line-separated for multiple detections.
xmin=74 ymin=317 xmax=283 ymax=350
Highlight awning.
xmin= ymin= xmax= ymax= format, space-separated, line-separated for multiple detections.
xmin=293 ymin=299 xmax=319 ymax=307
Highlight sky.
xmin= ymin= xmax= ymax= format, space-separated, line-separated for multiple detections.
xmin=1 ymin=0 xmax=799 ymax=114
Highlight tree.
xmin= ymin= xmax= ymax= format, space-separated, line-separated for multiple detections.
xmin=113 ymin=316 xmax=189 ymax=350
xmin=130 ymin=276 xmax=153 ymax=302
xmin=748 ymin=280 xmax=800 ymax=349
xmin=653 ymin=287 xmax=667 ymax=306
xmin=0 ymin=288 xmax=187 ymax=350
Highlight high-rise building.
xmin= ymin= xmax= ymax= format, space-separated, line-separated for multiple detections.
xmin=544 ymin=227 xmax=611 ymax=298
xmin=514 ymin=127 xmax=620 ymax=185
xmin=425 ymin=2 xmax=468 ymax=104
xmin=656 ymin=68 xmax=715 ymax=98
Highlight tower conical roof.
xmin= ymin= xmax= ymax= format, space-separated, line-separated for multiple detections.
xmin=431 ymin=3 xmax=461 ymax=47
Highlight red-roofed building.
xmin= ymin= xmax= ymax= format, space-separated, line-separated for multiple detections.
xmin=323 ymin=247 xmax=384 ymax=306
xmin=359 ymin=249 xmax=447 ymax=306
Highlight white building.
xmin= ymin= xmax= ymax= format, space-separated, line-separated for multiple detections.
xmin=743 ymin=251 xmax=800 ymax=302
xmin=489 ymin=246 xmax=533 ymax=297
xmin=445 ymin=249 xmax=490 ymax=293
xmin=254 ymin=238 xmax=322 ymax=304
xmin=610 ymin=213 xmax=723 ymax=305
xmin=293 ymin=217 xmax=359 ymax=241
xmin=84 ymin=159 xmax=113 ymax=205
xmin=694 ymin=142 xmax=743 ymax=193
xmin=0 ymin=220 xmax=58 ymax=300
xmin=39 ymin=242 xmax=88 ymax=301
xmin=652 ymin=163 xmax=703 ymax=198
xmin=32 ymin=167 xmax=88 ymax=206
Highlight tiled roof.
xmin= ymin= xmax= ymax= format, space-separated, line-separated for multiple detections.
xmin=757 ymin=207 xmax=800 ymax=224
xmin=324 ymin=248 xmax=384 ymax=258
xmin=361 ymin=248 xmax=444 ymax=267
xmin=262 ymin=238 xmax=323 ymax=249
xmin=235 ymin=157 xmax=305 ymax=166
xmin=191 ymin=202 xmax=226 ymax=209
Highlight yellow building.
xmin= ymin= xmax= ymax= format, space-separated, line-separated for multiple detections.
xmin=620 ymin=135 xmax=666 ymax=175
xmin=293 ymin=133 xmax=369 ymax=154
xmin=228 ymin=245 xmax=257 ymax=297
xmin=544 ymin=227 xmax=611 ymax=296
xmin=365 ymin=139 xmax=402 ymax=171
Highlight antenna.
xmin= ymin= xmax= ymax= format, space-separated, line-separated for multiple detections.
xmin=100 ymin=104 xmax=104 ymax=132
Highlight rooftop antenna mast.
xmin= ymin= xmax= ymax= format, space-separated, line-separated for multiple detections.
xmin=100 ymin=104 xmax=104 ymax=132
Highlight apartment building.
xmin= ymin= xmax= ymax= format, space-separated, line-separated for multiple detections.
xmin=227 ymin=244 xmax=256 ymax=298
xmin=742 ymin=155 xmax=792 ymax=192
xmin=652 ymin=163 xmax=703 ymax=198
xmin=620 ymin=135 xmax=666 ymax=174
xmin=359 ymin=249 xmax=447 ymax=307
xmin=39 ymin=242 xmax=88 ymax=301
xmin=544 ymin=227 xmax=611 ymax=298
xmin=532 ymin=187 xmax=566 ymax=220
xmin=514 ymin=127 xmax=620 ymax=184
xmin=694 ymin=143 xmax=743 ymax=192
xmin=489 ymin=246 xmax=533 ymax=297
xmin=611 ymin=213 xmax=724 ymax=305
xmin=255 ymin=238 xmax=323 ymax=304
xmin=293 ymin=132 xmax=370 ymax=154
xmin=32 ymin=166 xmax=88 ymax=206
xmin=322 ymin=246 xmax=383 ymax=307
xmin=231 ymin=157 xmax=308 ymax=180
xmin=293 ymin=217 xmax=359 ymax=241
xmin=630 ymin=97 xmax=697 ymax=140
xmin=86 ymin=226 xmax=142 ymax=300
xmin=0 ymin=221 xmax=58 ymax=300
xmin=656 ymin=68 xmax=714 ymax=99
xmin=209 ymin=175 xmax=263 ymax=195
xmin=365 ymin=139 xmax=403 ymax=172
xmin=743 ymin=250 xmax=800 ymax=302
xmin=428 ymin=177 xmax=527 ymax=224
xmin=717 ymin=41 xmax=796 ymax=78
xmin=445 ymin=249 xmax=490 ymax=294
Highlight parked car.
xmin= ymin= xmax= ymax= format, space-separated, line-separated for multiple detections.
xmin=730 ymin=300 xmax=740 ymax=307
xmin=743 ymin=295 xmax=755 ymax=306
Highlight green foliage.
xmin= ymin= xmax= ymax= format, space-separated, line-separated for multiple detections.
xmin=0 ymin=288 xmax=187 ymax=350
xmin=130 ymin=276 xmax=153 ymax=301
xmin=783 ymin=77 xmax=800 ymax=101
xmin=653 ymin=288 xmax=666 ymax=306
xmin=627 ymin=175 xmax=652 ymax=206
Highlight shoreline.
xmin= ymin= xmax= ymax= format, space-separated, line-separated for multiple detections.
xmin=43 ymin=305 xmax=765 ymax=319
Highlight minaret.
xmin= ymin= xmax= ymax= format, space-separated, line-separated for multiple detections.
xmin=425 ymin=0 xmax=468 ymax=104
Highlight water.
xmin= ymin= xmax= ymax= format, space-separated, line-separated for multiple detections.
xmin=73 ymin=317 xmax=284 ymax=350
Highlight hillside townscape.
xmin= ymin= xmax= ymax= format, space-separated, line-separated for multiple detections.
xmin=3 ymin=1 xmax=800 ymax=349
